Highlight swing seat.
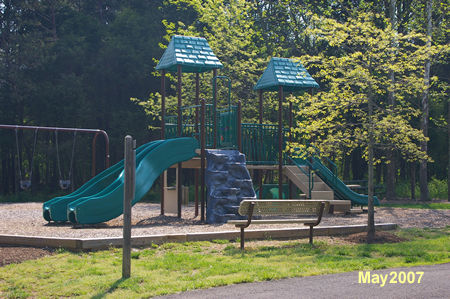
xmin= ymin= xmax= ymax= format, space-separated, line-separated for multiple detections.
xmin=20 ymin=180 xmax=31 ymax=190
xmin=59 ymin=179 xmax=71 ymax=190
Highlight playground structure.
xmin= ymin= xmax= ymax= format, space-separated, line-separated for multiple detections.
xmin=0 ymin=124 xmax=110 ymax=191
xmin=43 ymin=35 xmax=378 ymax=225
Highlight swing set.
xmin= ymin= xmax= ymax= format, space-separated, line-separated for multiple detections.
xmin=0 ymin=124 xmax=110 ymax=191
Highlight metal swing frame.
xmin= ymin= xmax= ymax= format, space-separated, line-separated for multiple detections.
xmin=0 ymin=125 xmax=110 ymax=191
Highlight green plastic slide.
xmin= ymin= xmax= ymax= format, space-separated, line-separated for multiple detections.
xmin=43 ymin=140 xmax=163 ymax=222
xmin=43 ymin=137 xmax=198 ymax=224
xmin=309 ymin=157 xmax=379 ymax=206
xmin=292 ymin=156 xmax=379 ymax=206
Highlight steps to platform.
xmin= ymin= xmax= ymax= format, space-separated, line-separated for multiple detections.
xmin=284 ymin=165 xmax=334 ymax=201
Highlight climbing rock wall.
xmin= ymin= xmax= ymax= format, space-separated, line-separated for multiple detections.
xmin=206 ymin=149 xmax=256 ymax=224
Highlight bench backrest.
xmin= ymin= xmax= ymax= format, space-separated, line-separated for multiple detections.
xmin=238 ymin=200 xmax=328 ymax=217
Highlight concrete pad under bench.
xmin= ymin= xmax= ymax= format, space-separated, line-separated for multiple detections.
xmin=0 ymin=223 xmax=397 ymax=250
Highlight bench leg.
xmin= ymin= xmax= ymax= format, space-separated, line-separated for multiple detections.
xmin=309 ymin=225 xmax=313 ymax=244
xmin=240 ymin=227 xmax=245 ymax=250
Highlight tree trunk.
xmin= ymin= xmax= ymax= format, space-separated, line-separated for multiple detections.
xmin=448 ymin=99 xmax=450 ymax=201
xmin=367 ymin=97 xmax=375 ymax=243
xmin=386 ymin=0 xmax=397 ymax=201
xmin=410 ymin=162 xmax=416 ymax=201
xmin=420 ymin=0 xmax=432 ymax=201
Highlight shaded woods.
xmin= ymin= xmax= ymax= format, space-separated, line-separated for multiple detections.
xmin=0 ymin=1 xmax=448 ymax=200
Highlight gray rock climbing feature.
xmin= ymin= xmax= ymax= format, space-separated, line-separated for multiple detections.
xmin=206 ymin=149 xmax=256 ymax=224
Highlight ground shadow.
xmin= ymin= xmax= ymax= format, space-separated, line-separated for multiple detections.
xmin=91 ymin=278 xmax=126 ymax=299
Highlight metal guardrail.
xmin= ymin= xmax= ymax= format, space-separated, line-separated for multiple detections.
xmin=165 ymin=104 xmax=238 ymax=149
xmin=241 ymin=123 xmax=289 ymax=165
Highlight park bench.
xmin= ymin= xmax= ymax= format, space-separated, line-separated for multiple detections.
xmin=228 ymin=200 xmax=327 ymax=250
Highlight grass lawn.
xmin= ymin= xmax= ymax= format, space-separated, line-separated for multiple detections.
xmin=1 ymin=227 xmax=449 ymax=298
xmin=380 ymin=202 xmax=450 ymax=209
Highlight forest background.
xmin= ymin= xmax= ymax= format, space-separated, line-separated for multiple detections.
xmin=0 ymin=0 xmax=448 ymax=201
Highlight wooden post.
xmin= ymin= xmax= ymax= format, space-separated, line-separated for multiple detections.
xmin=278 ymin=86 xmax=284 ymax=200
xmin=160 ymin=70 xmax=166 ymax=215
xmin=201 ymin=99 xmax=206 ymax=222
xmin=123 ymin=135 xmax=135 ymax=279
xmin=177 ymin=65 xmax=183 ymax=218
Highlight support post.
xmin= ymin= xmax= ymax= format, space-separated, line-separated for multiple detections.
xmin=237 ymin=100 xmax=242 ymax=152
xmin=123 ymin=135 xmax=135 ymax=279
xmin=213 ymin=69 xmax=218 ymax=148
xmin=278 ymin=86 xmax=284 ymax=200
xmin=288 ymin=101 xmax=293 ymax=199
xmin=240 ymin=227 xmax=245 ymax=250
xmin=177 ymin=65 xmax=182 ymax=218
xmin=259 ymin=90 xmax=263 ymax=198
xmin=194 ymin=73 xmax=200 ymax=217
xmin=201 ymin=99 xmax=206 ymax=222
xmin=160 ymin=70 xmax=166 ymax=215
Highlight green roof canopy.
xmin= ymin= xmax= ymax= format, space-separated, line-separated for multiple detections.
xmin=156 ymin=35 xmax=223 ymax=73
xmin=254 ymin=57 xmax=319 ymax=92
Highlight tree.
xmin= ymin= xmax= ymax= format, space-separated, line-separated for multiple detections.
xmin=419 ymin=0 xmax=432 ymax=201
xmin=136 ymin=0 xmax=271 ymax=124
xmin=289 ymin=12 xmax=439 ymax=242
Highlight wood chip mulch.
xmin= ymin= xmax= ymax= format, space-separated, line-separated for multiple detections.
xmin=0 ymin=245 xmax=54 ymax=267
xmin=344 ymin=231 xmax=406 ymax=244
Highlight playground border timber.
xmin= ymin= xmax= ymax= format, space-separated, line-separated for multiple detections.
xmin=0 ymin=223 xmax=397 ymax=250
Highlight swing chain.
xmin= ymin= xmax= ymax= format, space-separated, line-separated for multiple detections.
xmin=14 ymin=128 xmax=38 ymax=190
xmin=55 ymin=130 xmax=77 ymax=189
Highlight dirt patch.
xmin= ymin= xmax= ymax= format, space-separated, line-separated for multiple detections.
xmin=344 ymin=231 xmax=406 ymax=244
xmin=0 ymin=245 xmax=54 ymax=267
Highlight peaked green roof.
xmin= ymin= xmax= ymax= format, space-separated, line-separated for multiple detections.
xmin=156 ymin=35 xmax=223 ymax=73
xmin=254 ymin=57 xmax=319 ymax=91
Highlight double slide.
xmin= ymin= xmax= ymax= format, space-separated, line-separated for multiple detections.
xmin=43 ymin=137 xmax=198 ymax=224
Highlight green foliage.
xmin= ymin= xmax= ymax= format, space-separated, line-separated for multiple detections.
xmin=0 ymin=228 xmax=449 ymax=297
xmin=394 ymin=178 xmax=448 ymax=200
xmin=136 ymin=0 xmax=273 ymax=124
xmin=289 ymin=12 xmax=445 ymax=164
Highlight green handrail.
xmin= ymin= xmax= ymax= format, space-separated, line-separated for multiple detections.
xmin=289 ymin=156 xmax=314 ymax=198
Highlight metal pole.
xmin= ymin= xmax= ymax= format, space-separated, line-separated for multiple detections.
xmin=160 ymin=70 xmax=166 ymax=215
xmin=200 ymin=99 xmax=206 ymax=222
xmin=177 ymin=65 xmax=183 ymax=218
xmin=195 ymin=73 xmax=200 ymax=217
xmin=289 ymin=101 xmax=293 ymax=199
xmin=212 ymin=69 xmax=218 ymax=148
xmin=123 ymin=135 xmax=135 ymax=279
xmin=278 ymin=86 xmax=284 ymax=200
xmin=237 ymin=100 xmax=242 ymax=152
xmin=258 ymin=90 xmax=263 ymax=199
